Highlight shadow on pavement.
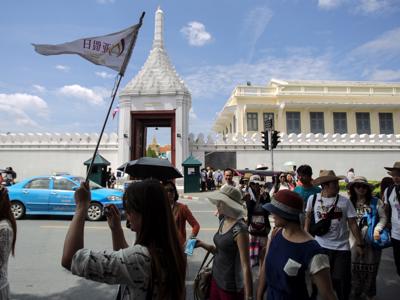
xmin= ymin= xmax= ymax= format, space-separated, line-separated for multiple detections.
xmin=11 ymin=279 xmax=117 ymax=300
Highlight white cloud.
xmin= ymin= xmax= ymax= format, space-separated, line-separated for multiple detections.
xmin=180 ymin=22 xmax=212 ymax=46
xmin=183 ymin=50 xmax=335 ymax=99
xmin=317 ymin=0 xmax=399 ymax=14
xmin=350 ymin=27 xmax=400 ymax=58
xmin=95 ymin=71 xmax=114 ymax=79
xmin=33 ymin=84 xmax=46 ymax=93
xmin=318 ymin=0 xmax=343 ymax=10
xmin=0 ymin=93 xmax=49 ymax=127
xmin=369 ymin=69 xmax=400 ymax=81
xmin=96 ymin=0 xmax=115 ymax=4
xmin=356 ymin=0 xmax=397 ymax=14
xmin=55 ymin=65 xmax=70 ymax=72
xmin=58 ymin=84 xmax=104 ymax=105
xmin=189 ymin=108 xmax=197 ymax=120
xmin=242 ymin=6 xmax=273 ymax=61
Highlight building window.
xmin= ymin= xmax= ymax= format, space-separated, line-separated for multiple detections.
xmin=310 ymin=112 xmax=325 ymax=133
xmin=286 ymin=112 xmax=301 ymax=134
xmin=229 ymin=123 xmax=232 ymax=133
xmin=356 ymin=112 xmax=371 ymax=134
xmin=233 ymin=115 xmax=236 ymax=133
xmin=247 ymin=112 xmax=258 ymax=131
xmin=263 ymin=113 xmax=274 ymax=130
xmin=333 ymin=112 xmax=347 ymax=134
xmin=379 ymin=113 xmax=394 ymax=134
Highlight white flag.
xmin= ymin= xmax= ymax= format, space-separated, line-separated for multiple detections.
xmin=33 ymin=16 xmax=143 ymax=74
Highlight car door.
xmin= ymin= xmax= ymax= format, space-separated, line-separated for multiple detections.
xmin=49 ymin=177 xmax=77 ymax=213
xmin=21 ymin=177 xmax=51 ymax=213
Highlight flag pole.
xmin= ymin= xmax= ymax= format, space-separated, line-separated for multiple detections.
xmin=85 ymin=12 xmax=145 ymax=184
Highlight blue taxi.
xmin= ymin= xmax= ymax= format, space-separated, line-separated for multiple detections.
xmin=7 ymin=175 xmax=124 ymax=221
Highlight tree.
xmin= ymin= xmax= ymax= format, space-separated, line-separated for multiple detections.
xmin=146 ymin=147 xmax=158 ymax=158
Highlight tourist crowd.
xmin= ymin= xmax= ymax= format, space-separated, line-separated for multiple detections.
xmin=0 ymin=162 xmax=400 ymax=299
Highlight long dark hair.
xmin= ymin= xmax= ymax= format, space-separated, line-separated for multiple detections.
xmin=123 ymin=179 xmax=186 ymax=300
xmin=163 ymin=180 xmax=179 ymax=202
xmin=0 ymin=188 xmax=17 ymax=256
xmin=349 ymin=183 xmax=373 ymax=208
xmin=380 ymin=177 xmax=394 ymax=200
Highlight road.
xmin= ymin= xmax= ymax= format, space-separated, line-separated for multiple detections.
xmin=8 ymin=193 xmax=400 ymax=299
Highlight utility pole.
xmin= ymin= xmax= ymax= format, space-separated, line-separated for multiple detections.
xmin=264 ymin=117 xmax=274 ymax=171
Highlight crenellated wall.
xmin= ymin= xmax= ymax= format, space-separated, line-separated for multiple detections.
xmin=0 ymin=133 xmax=118 ymax=180
xmin=0 ymin=132 xmax=398 ymax=181
xmin=188 ymin=132 xmax=400 ymax=181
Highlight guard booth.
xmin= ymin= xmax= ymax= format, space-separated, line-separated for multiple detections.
xmin=182 ymin=155 xmax=202 ymax=193
xmin=83 ymin=154 xmax=110 ymax=187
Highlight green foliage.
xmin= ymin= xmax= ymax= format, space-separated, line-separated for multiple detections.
xmin=339 ymin=180 xmax=381 ymax=196
xmin=146 ymin=147 xmax=158 ymax=158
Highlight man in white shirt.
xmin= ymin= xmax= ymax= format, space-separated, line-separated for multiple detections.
xmin=384 ymin=161 xmax=400 ymax=277
xmin=223 ymin=168 xmax=236 ymax=187
xmin=304 ymin=170 xmax=364 ymax=300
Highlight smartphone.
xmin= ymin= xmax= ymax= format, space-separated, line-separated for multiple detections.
xmin=104 ymin=206 xmax=110 ymax=216
xmin=184 ymin=238 xmax=197 ymax=256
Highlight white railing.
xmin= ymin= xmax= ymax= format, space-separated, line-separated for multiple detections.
xmin=0 ymin=132 xmax=118 ymax=146
xmin=189 ymin=132 xmax=400 ymax=147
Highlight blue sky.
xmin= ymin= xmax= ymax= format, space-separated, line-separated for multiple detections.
xmin=1 ymin=0 xmax=400 ymax=144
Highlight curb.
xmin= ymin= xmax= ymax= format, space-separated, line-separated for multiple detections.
xmin=179 ymin=194 xmax=200 ymax=200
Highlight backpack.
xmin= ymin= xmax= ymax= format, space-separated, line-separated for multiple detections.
xmin=363 ymin=197 xmax=392 ymax=249
xmin=384 ymin=185 xmax=399 ymax=223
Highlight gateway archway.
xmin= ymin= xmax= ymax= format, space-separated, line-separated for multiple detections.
xmin=131 ymin=111 xmax=176 ymax=165
xmin=118 ymin=8 xmax=191 ymax=173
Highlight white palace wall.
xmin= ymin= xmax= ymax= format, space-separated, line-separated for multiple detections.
xmin=0 ymin=133 xmax=118 ymax=180
xmin=189 ymin=132 xmax=400 ymax=181
xmin=0 ymin=132 xmax=399 ymax=181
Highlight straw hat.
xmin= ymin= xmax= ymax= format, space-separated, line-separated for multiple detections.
xmin=249 ymin=174 xmax=264 ymax=185
xmin=262 ymin=190 xmax=303 ymax=221
xmin=312 ymin=170 xmax=345 ymax=186
xmin=384 ymin=161 xmax=400 ymax=174
xmin=207 ymin=184 xmax=244 ymax=213
xmin=347 ymin=176 xmax=374 ymax=190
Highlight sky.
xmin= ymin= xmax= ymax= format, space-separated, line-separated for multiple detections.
xmin=1 ymin=0 xmax=400 ymax=144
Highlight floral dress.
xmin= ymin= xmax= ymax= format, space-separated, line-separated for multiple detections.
xmin=351 ymin=197 xmax=386 ymax=298
xmin=0 ymin=219 xmax=13 ymax=299
xmin=71 ymin=244 xmax=154 ymax=300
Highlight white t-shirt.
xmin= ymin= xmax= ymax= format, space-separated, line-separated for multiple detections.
xmin=384 ymin=186 xmax=400 ymax=240
xmin=306 ymin=193 xmax=356 ymax=251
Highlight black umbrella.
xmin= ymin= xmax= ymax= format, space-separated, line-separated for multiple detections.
xmin=118 ymin=157 xmax=183 ymax=181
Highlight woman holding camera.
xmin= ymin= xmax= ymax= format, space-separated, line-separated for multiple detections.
xmin=61 ymin=179 xmax=186 ymax=300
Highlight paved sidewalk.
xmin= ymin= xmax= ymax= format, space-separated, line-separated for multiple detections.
xmin=178 ymin=190 xmax=215 ymax=201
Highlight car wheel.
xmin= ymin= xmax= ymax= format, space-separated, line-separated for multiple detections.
xmin=87 ymin=203 xmax=103 ymax=221
xmin=11 ymin=201 xmax=25 ymax=220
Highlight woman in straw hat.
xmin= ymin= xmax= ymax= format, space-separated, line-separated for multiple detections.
xmin=347 ymin=176 xmax=386 ymax=300
xmin=257 ymin=190 xmax=336 ymax=300
xmin=195 ymin=184 xmax=253 ymax=300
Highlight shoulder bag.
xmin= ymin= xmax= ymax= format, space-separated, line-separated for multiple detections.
xmin=193 ymin=250 xmax=214 ymax=300
xmin=309 ymin=194 xmax=339 ymax=237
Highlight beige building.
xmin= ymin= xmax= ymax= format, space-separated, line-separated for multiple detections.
xmin=213 ymin=79 xmax=400 ymax=135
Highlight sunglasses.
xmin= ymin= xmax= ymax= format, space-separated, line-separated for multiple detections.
xmin=165 ymin=188 xmax=175 ymax=193
xmin=353 ymin=184 xmax=367 ymax=189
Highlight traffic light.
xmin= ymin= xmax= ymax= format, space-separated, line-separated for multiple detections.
xmin=261 ymin=131 xmax=269 ymax=150
xmin=271 ymin=130 xmax=280 ymax=149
